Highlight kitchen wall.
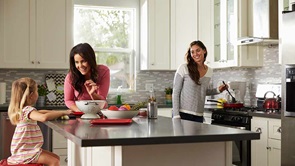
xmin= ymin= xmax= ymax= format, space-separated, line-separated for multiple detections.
xmin=0 ymin=46 xmax=280 ymax=106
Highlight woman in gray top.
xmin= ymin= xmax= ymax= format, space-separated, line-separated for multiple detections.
xmin=172 ymin=40 xmax=227 ymax=122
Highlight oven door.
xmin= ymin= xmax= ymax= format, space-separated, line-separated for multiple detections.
xmin=211 ymin=123 xmax=250 ymax=166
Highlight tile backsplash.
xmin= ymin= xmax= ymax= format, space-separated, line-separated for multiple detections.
xmin=0 ymin=46 xmax=281 ymax=107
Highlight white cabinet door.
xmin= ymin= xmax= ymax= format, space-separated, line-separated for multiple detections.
xmin=251 ymin=118 xmax=268 ymax=166
xmin=0 ymin=0 xmax=73 ymax=69
xmin=52 ymin=130 xmax=67 ymax=149
xmin=140 ymin=0 xmax=200 ymax=70
xmin=208 ymin=0 xmax=263 ymax=69
xmin=52 ymin=130 xmax=68 ymax=165
xmin=278 ymin=0 xmax=291 ymax=64
xmin=268 ymin=119 xmax=281 ymax=140
xmin=170 ymin=0 xmax=198 ymax=70
xmin=35 ymin=0 xmax=73 ymax=69
xmin=268 ymin=139 xmax=281 ymax=166
xmin=0 ymin=0 xmax=33 ymax=68
xmin=198 ymin=0 xmax=214 ymax=67
xmin=251 ymin=117 xmax=281 ymax=166
xmin=140 ymin=0 xmax=170 ymax=70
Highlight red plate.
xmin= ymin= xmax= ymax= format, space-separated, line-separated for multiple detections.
xmin=72 ymin=111 xmax=84 ymax=116
xmin=90 ymin=119 xmax=132 ymax=125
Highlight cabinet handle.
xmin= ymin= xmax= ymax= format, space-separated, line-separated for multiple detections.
xmin=256 ymin=128 xmax=262 ymax=133
xmin=31 ymin=61 xmax=35 ymax=64
xmin=277 ymin=127 xmax=282 ymax=133
xmin=65 ymin=157 xmax=68 ymax=163
xmin=37 ymin=61 xmax=40 ymax=64
xmin=266 ymin=147 xmax=271 ymax=150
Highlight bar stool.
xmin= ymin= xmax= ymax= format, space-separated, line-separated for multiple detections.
xmin=0 ymin=159 xmax=43 ymax=166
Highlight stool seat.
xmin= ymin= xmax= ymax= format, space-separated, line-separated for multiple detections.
xmin=0 ymin=159 xmax=43 ymax=166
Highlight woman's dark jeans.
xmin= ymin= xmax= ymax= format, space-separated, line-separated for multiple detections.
xmin=179 ymin=112 xmax=203 ymax=123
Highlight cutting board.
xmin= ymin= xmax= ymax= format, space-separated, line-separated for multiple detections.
xmin=45 ymin=73 xmax=66 ymax=106
xmin=90 ymin=119 xmax=133 ymax=125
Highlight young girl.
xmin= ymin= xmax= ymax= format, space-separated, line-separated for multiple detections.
xmin=7 ymin=77 xmax=73 ymax=166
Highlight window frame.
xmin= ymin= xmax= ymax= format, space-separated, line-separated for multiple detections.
xmin=73 ymin=0 xmax=140 ymax=94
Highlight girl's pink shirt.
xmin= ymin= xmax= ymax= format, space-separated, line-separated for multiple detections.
xmin=64 ymin=65 xmax=110 ymax=108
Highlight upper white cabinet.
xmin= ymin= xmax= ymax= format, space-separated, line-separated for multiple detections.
xmin=204 ymin=0 xmax=263 ymax=69
xmin=140 ymin=0 xmax=170 ymax=70
xmin=278 ymin=0 xmax=290 ymax=64
xmin=0 ymin=0 xmax=73 ymax=69
xmin=140 ymin=0 xmax=199 ymax=70
xmin=170 ymin=0 xmax=198 ymax=70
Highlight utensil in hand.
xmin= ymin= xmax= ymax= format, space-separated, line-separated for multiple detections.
xmin=222 ymin=81 xmax=236 ymax=103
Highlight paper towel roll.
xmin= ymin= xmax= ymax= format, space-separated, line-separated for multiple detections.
xmin=0 ymin=82 xmax=6 ymax=104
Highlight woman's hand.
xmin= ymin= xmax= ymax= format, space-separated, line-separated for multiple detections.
xmin=218 ymin=84 xmax=228 ymax=93
xmin=84 ymin=79 xmax=99 ymax=97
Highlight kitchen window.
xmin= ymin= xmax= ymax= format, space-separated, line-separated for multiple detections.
xmin=74 ymin=0 xmax=139 ymax=92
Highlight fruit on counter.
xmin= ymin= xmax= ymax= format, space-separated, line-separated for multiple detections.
xmin=108 ymin=105 xmax=119 ymax=111
xmin=118 ymin=105 xmax=129 ymax=111
xmin=123 ymin=104 xmax=131 ymax=110
xmin=58 ymin=115 xmax=69 ymax=120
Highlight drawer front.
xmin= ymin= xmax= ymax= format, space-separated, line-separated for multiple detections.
xmin=53 ymin=148 xmax=67 ymax=155
xmin=59 ymin=155 xmax=68 ymax=166
xmin=268 ymin=119 xmax=281 ymax=140
xmin=52 ymin=130 xmax=67 ymax=148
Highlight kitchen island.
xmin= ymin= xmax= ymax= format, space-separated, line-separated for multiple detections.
xmin=44 ymin=116 xmax=259 ymax=166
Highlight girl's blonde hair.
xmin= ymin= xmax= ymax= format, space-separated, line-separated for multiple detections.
xmin=8 ymin=77 xmax=37 ymax=125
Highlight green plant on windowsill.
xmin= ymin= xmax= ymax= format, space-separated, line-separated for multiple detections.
xmin=38 ymin=84 xmax=47 ymax=96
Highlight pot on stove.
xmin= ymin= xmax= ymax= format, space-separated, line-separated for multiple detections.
xmin=263 ymin=91 xmax=281 ymax=110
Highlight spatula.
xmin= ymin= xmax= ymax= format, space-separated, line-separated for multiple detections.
xmin=222 ymin=81 xmax=236 ymax=103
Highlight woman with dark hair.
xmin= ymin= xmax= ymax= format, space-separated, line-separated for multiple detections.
xmin=172 ymin=40 xmax=227 ymax=122
xmin=64 ymin=43 xmax=110 ymax=112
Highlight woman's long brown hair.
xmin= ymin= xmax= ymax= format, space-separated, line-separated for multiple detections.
xmin=185 ymin=40 xmax=207 ymax=85
xmin=69 ymin=43 xmax=98 ymax=97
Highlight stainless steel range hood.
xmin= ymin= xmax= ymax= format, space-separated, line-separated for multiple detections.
xmin=237 ymin=0 xmax=278 ymax=46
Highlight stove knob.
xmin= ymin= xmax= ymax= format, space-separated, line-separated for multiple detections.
xmin=237 ymin=117 xmax=242 ymax=122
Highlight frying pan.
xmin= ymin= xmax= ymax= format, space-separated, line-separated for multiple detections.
xmin=207 ymin=99 xmax=244 ymax=108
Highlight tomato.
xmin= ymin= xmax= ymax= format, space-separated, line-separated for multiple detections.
xmin=108 ymin=105 xmax=119 ymax=111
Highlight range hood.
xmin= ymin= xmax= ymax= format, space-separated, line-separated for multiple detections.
xmin=237 ymin=0 xmax=278 ymax=46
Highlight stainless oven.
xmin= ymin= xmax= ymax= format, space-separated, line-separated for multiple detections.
xmin=211 ymin=110 xmax=251 ymax=166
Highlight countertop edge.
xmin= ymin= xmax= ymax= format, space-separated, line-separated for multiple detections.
xmin=44 ymin=118 xmax=260 ymax=147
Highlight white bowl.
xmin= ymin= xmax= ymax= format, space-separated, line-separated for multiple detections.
xmin=75 ymin=100 xmax=106 ymax=119
xmin=101 ymin=110 xmax=139 ymax=119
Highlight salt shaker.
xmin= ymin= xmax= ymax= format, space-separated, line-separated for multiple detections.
xmin=147 ymin=89 xmax=158 ymax=119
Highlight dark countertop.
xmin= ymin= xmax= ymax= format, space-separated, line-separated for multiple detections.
xmin=249 ymin=111 xmax=281 ymax=119
xmin=44 ymin=116 xmax=260 ymax=147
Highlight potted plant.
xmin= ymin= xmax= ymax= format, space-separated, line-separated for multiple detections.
xmin=37 ymin=84 xmax=47 ymax=106
xmin=165 ymin=87 xmax=173 ymax=105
